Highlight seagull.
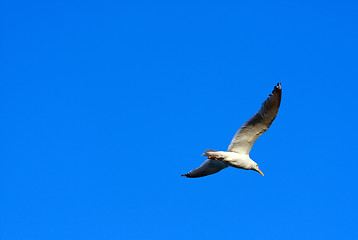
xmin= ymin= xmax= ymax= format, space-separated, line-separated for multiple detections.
xmin=182 ymin=83 xmax=282 ymax=178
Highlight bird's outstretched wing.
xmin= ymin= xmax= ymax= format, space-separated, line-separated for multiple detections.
xmin=181 ymin=159 xmax=228 ymax=178
xmin=227 ymin=83 xmax=282 ymax=154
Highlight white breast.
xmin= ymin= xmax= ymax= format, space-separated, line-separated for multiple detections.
xmin=220 ymin=152 xmax=254 ymax=170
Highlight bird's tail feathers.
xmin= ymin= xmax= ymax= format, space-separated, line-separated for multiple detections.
xmin=201 ymin=149 xmax=218 ymax=156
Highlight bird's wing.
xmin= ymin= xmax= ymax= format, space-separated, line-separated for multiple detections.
xmin=227 ymin=83 xmax=282 ymax=154
xmin=181 ymin=159 xmax=228 ymax=178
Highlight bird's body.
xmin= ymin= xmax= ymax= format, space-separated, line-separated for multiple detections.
xmin=182 ymin=83 xmax=282 ymax=178
xmin=202 ymin=150 xmax=255 ymax=170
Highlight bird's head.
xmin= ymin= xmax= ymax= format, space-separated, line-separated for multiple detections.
xmin=252 ymin=163 xmax=264 ymax=176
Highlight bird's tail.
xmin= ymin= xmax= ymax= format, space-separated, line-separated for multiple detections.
xmin=201 ymin=149 xmax=218 ymax=156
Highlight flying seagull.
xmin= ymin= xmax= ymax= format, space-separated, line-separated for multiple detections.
xmin=182 ymin=83 xmax=282 ymax=178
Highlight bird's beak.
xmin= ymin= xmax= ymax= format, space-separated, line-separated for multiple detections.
xmin=257 ymin=169 xmax=264 ymax=176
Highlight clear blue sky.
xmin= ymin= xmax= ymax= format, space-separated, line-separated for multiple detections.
xmin=1 ymin=1 xmax=357 ymax=239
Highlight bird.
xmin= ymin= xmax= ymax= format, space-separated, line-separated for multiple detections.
xmin=182 ymin=83 xmax=282 ymax=178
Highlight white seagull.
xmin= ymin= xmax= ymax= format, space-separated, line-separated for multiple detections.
xmin=182 ymin=83 xmax=282 ymax=178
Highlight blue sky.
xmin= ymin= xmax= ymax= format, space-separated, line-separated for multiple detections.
xmin=1 ymin=0 xmax=358 ymax=239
